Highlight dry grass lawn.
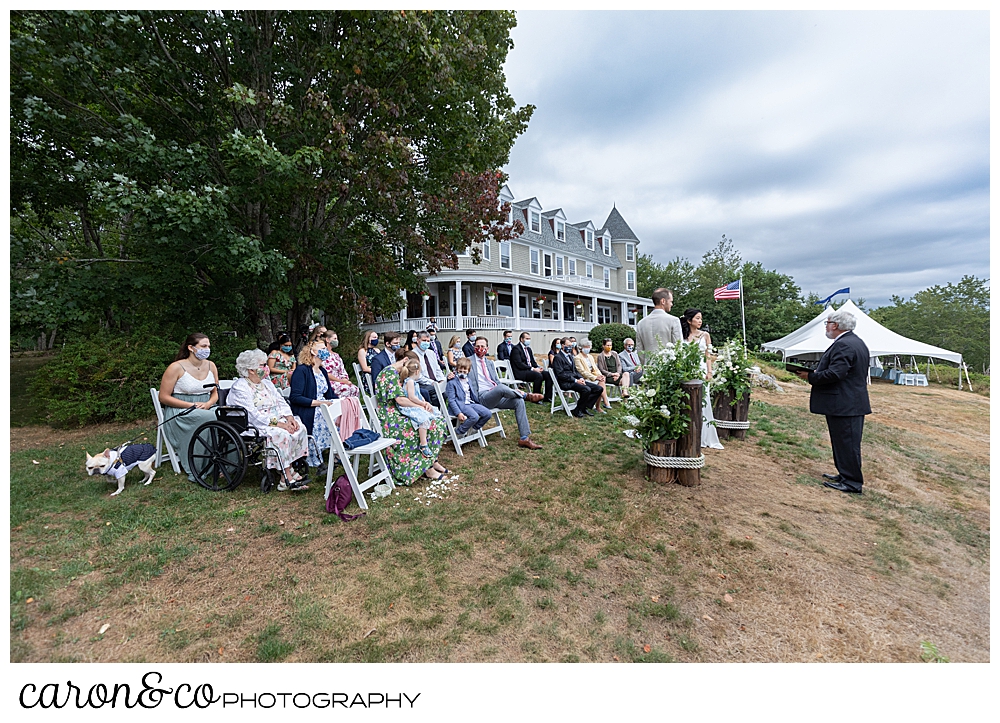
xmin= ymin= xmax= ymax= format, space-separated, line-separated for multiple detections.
xmin=10 ymin=378 xmax=989 ymax=663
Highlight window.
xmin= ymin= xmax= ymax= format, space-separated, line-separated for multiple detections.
xmin=626 ymin=243 xmax=634 ymax=262
xmin=484 ymin=290 xmax=496 ymax=316
xmin=458 ymin=246 xmax=470 ymax=257
xmin=586 ymin=263 xmax=593 ymax=279
xmin=603 ymin=235 xmax=611 ymax=256
xmin=598 ymin=306 xmax=611 ymax=325
xmin=530 ymin=211 xmax=541 ymax=233
xmin=531 ymin=297 xmax=542 ymax=319
xmin=603 ymin=267 xmax=611 ymax=289
xmin=530 ymin=248 xmax=540 ymax=275
xmin=497 ymin=292 xmax=514 ymax=318
xmin=568 ymin=259 xmax=577 ymax=276
xmin=627 ymin=270 xmax=635 ymax=291
xmin=507 ymin=206 xmax=513 ymax=225
xmin=556 ymin=221 xmax=565 ymax=241
xmin=543 ymin=252 xmax=553 ymax=278
xmin=482 ymin=239 xmax=491 ymax=261
xmin=500 ymin=241 xmax=511 ymax=270
xmin=556 ymin=255 xmax=564 ymax=277
xmin=585 ymin=230 xmax=594 ymax=250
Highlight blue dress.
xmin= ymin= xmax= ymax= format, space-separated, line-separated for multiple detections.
xmin=307 ymin=370 xmax=334 ymax=467
xmin=397 ymin=378 xmax=441 ymax=430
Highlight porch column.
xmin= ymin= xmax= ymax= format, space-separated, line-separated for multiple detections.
xmin=512 ymin=282 xmax=521 ymax=330
xmin=621 ymin=300 xmax=628 ymax=325
xmin=557 ymin=289 xmax=565 ymax=332
xmin=455 ymin=280 xmax=462 ymax=329
xmin=591 ymin=296 xmax=597 ymax=325
xmin=399 ymin=288 xmax=408 ymax=327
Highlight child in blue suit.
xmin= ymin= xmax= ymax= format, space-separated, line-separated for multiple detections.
xmin=446 ymin=357 xmax=493 ymax=436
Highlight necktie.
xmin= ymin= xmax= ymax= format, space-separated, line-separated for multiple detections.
xmin=525 ymin=346 xmax=531 ymax=364
xmin=480 ymin=358 xmax=496 ymax=388
xmin=425 ymin=352 xmax=439 ymax=382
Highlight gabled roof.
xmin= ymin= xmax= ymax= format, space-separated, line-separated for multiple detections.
xmin=514 ymin=197 xmax=542 ymax=210
xmin=602 ymin=206 xmax=639 ymax=242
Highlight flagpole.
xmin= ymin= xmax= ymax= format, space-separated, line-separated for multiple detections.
xmin=739 ymin=273 xmax=747 ymax=352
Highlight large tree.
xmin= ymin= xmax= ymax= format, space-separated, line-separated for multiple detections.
xmin=11 ymin=10 xmax=532 ymax=342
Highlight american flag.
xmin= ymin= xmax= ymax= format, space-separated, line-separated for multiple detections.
xmin=714 ymin=280 xmax=741 ymax=300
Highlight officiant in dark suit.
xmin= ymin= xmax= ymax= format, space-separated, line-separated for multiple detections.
xmin=795 ymin=310 xmax=871 ymax=494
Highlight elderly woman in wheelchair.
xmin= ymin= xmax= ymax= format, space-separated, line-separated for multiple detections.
xmin=227 ymin=349 xmax=310 ymax=491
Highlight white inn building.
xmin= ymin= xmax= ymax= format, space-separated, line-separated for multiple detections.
xmin=363 ymin=185 xmax=654 ymax=348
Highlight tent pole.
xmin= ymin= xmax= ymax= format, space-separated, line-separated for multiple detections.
xmin=958 ymin=361 xmax=962 ymax=391
xmin=964 ymin=363 xmax=973 ymax=391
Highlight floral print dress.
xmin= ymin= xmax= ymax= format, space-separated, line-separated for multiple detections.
xmin=307 ymin=369 xmax=334 ymax=467
xmin=267 ymin=351 xmax=295 ymax=390
xmin=374 ymin=367 xmax=445 ymax=485
xmin=321 ymin=352 xmax=359 ymax=398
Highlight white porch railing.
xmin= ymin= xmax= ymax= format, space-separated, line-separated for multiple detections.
xmin=361 ymin=315 xmax=634 ymax=334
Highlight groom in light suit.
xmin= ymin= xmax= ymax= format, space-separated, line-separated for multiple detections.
xmin=636 ymin=288 xmax=683 ymax=358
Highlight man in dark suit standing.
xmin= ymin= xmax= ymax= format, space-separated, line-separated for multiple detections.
xmin=795 ymin=310 xmax=871 ymax=494
xmin=551 ymin=336 xmax=602 ymax=417
xmin=496 ymin=330 xmax=514 ymax=361
xmin=462 ymin=329 xmax=477 ymax=358
xmin=509 ymin=332 xmax=551 ymax=402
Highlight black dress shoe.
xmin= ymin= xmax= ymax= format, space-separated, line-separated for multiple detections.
xmin=823 ymin=480 xmax=862 ymax=494
xmin=584 ymin=408 xmax=596 ymax=416
xmin=822 ymin=473 xmax=842 ymax=481
xmin=572 ymin=410 xmax=585 ymax=418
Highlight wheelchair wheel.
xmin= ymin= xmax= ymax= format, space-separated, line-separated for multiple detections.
xmin=260 ymin=467 xmax=280 ymax=494
xmin=188 ymin=421 xmax=247 ymax=491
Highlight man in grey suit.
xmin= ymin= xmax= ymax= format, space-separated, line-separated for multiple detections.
xmin=635 ymin=287 xmax=683 ymax=357
xmin=794 ymin=310 xmax=871 ymax=494
xmin=468 ymin=337 xmax=544 ymax=449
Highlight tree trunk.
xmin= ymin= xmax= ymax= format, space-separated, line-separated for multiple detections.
xmin=731 ymin=392 xmax=750 ymax=441
xmin=676 ymin=379 xmax=702 ymax=487
xmin=647 ymin=438 xmax=677 ymax=484
xmin=712 ymin=388 xmax=733 ymax=441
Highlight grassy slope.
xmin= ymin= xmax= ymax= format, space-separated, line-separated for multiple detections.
xmin=9 ymin=382 xmax=990 ymax=663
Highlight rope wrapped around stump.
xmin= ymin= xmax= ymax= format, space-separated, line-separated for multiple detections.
xmin=714 ymin=419 xmax=750 ymax=430
xmin=643 ymin=451 xmax=706 ymax=469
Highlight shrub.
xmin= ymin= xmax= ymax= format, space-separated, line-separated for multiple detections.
xmin=30 ymin=330 xmax=260 ymax=427
xmin=586 ymin=323 xmax=636 ymax=353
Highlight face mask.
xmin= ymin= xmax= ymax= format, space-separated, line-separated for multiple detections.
xmin=457 ymin=372 xmax=468 ymax=379
xmin=281 ymin=345 xmax=292 ymax=353
xmin=504 ymin=338 xmax=512 ymax=345
xmin=554 ymin=345 xmax=561 ymax=351
xmin=317 ymin=348 xmax=331 ymax=362
xmin=474 ymin=347 xmax=488 ymax=358
xmin=390 ymin=343 xmax=400 ymax=351
xmin=571 ymin=341 xmax=578 ymax=348
xmin=429 ymin=334 xmax=436 ymax=340
xmin=625 ymin=345 xmax=634 ymax=352
xmin=194 ymin=348 xmax=211 ymax=360
xmin=329 ymin=339 xmax=339 ymax=350
xmin=468 ymin=336 xmax=475 ymax=341
xmin=254 ymin=366 xmax=268 ymax=379
xmin=419 ymin=341 xmax=430 ymax=351
xmin=524 ymin=340 xmax=531 ymax=347
xmin=453 ymin=344 xmax=462 ymax=351
xmin=582 ymin=348 xmax=592 ymax=355
xmin=370 ymin=338 xmax=379 ymax=347
xmin=604 ymin=345 xmax=612 ymax=352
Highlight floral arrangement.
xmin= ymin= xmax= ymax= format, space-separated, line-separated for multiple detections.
xmin=535 ymin=295 xmax=547 ymax=303
xmin=710 ymin=339 xmax=754 ymax=401
xmin=486 ymin=288 xmax=497 ymax=300
xmin=619 ymin=340 xmax=705 ymax=443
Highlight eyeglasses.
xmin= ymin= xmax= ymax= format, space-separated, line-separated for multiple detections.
xmin=825 ymin=321 xmax=838 ymax=326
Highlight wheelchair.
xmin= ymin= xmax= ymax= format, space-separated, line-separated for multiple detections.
xmin=185 ymin=386 xmax=306 ymax=493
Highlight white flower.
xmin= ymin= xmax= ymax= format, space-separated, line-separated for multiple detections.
xmin=624 ymin=414 xmax=640 ymax=426
xmin=646 ymin=388 xmax=656 ymax=398
xmin=623 ymin=429 xmax=639 ymax=439
xmin=659 ymin=405 xmax=671 ymax=417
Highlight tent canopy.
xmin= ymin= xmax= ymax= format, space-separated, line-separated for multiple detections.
xmin=761 ymin=299 xmax=963 ymax=365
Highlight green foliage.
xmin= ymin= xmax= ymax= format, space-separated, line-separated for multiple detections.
xmin=619 ymin=340 xmax=705 ymax=443
xmin=586 ymin=323 xmax=636 ymax=352
xmin=711 ymin=338 xmax=754 ymax=401
xmin=919 ymin=640 xmax=949 ymax=663
xmin=11 ymin=10 xmax=533 ymax=343
xmin=29 ymin=331 xmax=256 ymax=426
xmin=869 ymin=276 xmax=989 ymax=372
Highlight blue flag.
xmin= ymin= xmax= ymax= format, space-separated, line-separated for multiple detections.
xmin=815 ymin=287 xmax=850 ymax=305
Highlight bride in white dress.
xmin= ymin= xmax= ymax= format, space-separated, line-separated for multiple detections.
xmin=681 ymin=309 xmax=724 ymax=450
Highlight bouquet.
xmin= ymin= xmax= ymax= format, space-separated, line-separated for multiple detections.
xmin=619 ymin=340 xmax=705 ymax=443
xmin=710 ymin=339 xmax=753 ymax=401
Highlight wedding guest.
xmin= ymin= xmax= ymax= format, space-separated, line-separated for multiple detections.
xmin=619 ymin=337 xmax=643 ymax=384
xmin=509 ymin=331 xmax=551 ymax=402
xmin=596 ymin=338 xmax=631 ymax=399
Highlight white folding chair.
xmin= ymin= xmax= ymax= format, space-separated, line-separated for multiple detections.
xmin=494 ymin=359 xmax=528 ymax=392
xmin=605 ymin=379 xmax=622 ymax=404
xmin=433 ymin=380 xmax=488 ymax=456
xmin=547 ymin=368 xmax=578 ymax=417
xmin=149 ymin=388 xmax=182 ymax=474
xmin=319 ymin=400 xmax=397 ymax=511
xmin=353 ymin=361 xmax=373 ymax=400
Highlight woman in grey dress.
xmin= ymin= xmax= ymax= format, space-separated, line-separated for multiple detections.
xmin=158 ymin=333 xmax=220 ymax=480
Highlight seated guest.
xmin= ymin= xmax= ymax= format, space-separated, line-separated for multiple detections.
xmin=289 ymin=340 xmax=339 ymax=472
xmin=403 ymin=329 xmax=419 ymax=353
xmin=266 ymin=333 xmax=297 ymax=391
xmin=568 ymin=337 xmax=579 ymax=356
xmin=228 ymin=349 xmax=310 ymax=491
xmin=446 ymin=357 xmax=494 ymax=437
xmin=370 ymin=331 xmax=402 ymax=384
xmin=496 ymin=330 xmax=515 ymax=361
xmin=158 ymin=333 xmax=221 ymax=482
xmin=547 ymin=338 xmax=561 ymax=368
xmin=445 ymin=334 xmax=464 ymax=372
xmin=596 ymin=338 xmax=631 ymax=399
xmin=398 ymin=357 xmax=443 ymax=457
xmin=619 ymin=337 xmax=644 ymax=384
xmin=551 ymin=336 xmax=602 ymax=418
xmin=575 ymin=340 xmax=611 ymax=412
xmin=357 ymin=331 xmax=381 ymax=393
xmin=462 ymin=329 xmax=477 ymax=357
xmin=321 ymin=331 xmax=359 ymax=398
xmin=509 ymin=331 xmax=551 ymax=402
xmin=414 ymin=330 xmax=452 ymax=405
xmin=468 ymin=336 xmax=544 ymax=449
xmin=374 ymin=354 xmax=450 ymax=483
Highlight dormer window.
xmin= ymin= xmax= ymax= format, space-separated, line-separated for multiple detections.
xmin=585 ymin=230 xmax=594 ymax=250
xmin=603 ymin=235 xmax=611 ymax=256
xmin=530 ymin=211 xmax=541 ymax=233
xmin=626 ymin=243 xmax=634 ymax=262
xmin=556 ymin=221 xmax=565 ymax=241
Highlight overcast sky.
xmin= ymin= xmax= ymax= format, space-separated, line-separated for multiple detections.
xmin=501 ymin=10 xmax=989 ymax=308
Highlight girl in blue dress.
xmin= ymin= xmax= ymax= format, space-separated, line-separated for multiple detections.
xmin=398 ymin=358 xmax=441 ymax=457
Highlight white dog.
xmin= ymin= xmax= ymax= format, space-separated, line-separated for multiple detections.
xmin=85 ymin=443 xmax=157 ymax=497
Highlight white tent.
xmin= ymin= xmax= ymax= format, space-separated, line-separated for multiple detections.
xmin=761 ymin=299 xmax=963 ymax=364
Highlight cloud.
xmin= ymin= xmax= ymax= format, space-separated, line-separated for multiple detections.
xmin=502 ymin=10 xmax=989 ymax=305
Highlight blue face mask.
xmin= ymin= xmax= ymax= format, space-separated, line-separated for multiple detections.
xmin=523 ymin=340 xmax=531 ymax=347
xmin=419 ymin=341 xmax=430 ymax=351
xmin=390 ymin=343 xmax=400 ymax=351
xmin=317 ymin=348 xmax=331 ymax=362
xmin=504 ymin=338 xmax=512 ymax=345
xmin=370 ymin=338 xmax=379 ymax=347
xmin=281 ymin=345 xmax=292 ymax=353
xmin=554 ymin=345 xmax=561 ymax=351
